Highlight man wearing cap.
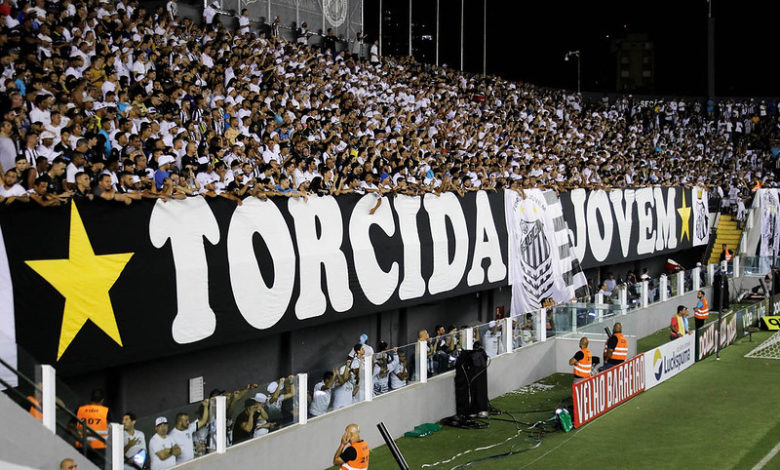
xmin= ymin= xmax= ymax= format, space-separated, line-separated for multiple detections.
xmin=232 ymin=397 xmax=273 ymax=445
xmin=266 ymin=376 xmax=296 ymax=424
xmin=155 ymin=155 xmax=175 ymax=190
xmin=37 ymin=131 xmax=58 ymax=162
xmin=148 ymin=417 xmax=179 ymax=470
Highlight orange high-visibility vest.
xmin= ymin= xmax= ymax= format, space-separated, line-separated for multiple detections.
xmin=75 ymin=404 xmax=108 ymax=449
xmin=573 ymin=348 xmax=592 ymax=378
xmin=610 ymin=333 xmax=628 ymax=362
xmin=27 ymin=396 xmax=42 ymax=420
xmin=694 ymin=298 xmax=710 ymax=320
xmin=724 ymin=250 xmax=733 ymax=261
xmin=341 ymin=440 xmax=370 ymax=470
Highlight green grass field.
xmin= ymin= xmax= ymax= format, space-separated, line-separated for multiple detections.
xmin=359 ymin=329 xmax=780 ymax=470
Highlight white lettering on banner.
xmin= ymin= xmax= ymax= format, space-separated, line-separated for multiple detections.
xmin=654 ymin=187 xmax=678 ymax=251
xmin=349 ymin=195 xmax=399 ymax=305
xmin=394 ymin=195 xmax=426 ymax=301
xmin=149 ymin=198 xmax=220 ymax=344
xmin=698 ymin=324 xmax=716 ymax=360
xmin=567 ymin=187 xmax=700 ymax=264
xmin=572 ymin=355 xmax=645 ymax=427
xmin=288 ymin=197 xmax=353 ymax=319
xmin=567 ymin=188 xmax=588 ymax=262
xmin=425 ymin=193 xmax=470 ymax=295
xmin=586 ymin=190 xmax=613 ymax=262
xmin=466 ymin=191 xmax=507 ymax=286
xmin=635 ymin=187 xmax=655 ymax=255
xmin=228 ymin=198 xmax=296 ymax=330
xmin=645 ymin=334 xmax=694 ymax=390
xmin=610 ymin=189 xmax=635 ymax=257
xmin=720 ymin=314 xmax=737 ymax=347
xmin=148 ymin=191 xmax=508 ymax=344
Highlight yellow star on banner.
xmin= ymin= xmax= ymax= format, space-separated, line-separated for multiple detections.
xmin=25 ymin=203 xmax=133 ymax=360
xmin=678 ymin=191 xmax=692 ymax=242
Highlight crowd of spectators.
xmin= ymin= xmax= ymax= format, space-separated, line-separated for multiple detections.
xmin=1 ymin=0 xmax=780 ymax=209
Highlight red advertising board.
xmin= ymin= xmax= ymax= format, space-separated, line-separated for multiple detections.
xmin=572 ymin=354 xmax=646 ymax=427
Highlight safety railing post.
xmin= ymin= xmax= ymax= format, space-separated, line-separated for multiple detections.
xmin=362 ymin=354 xmax=373 ymax=402
xmin=40 ymin=364 xmax=56 ymax=433
xmin=504 ymin=316 xmax=513 ymax=354
xmin=660 ymin=275 xmax=668 ymax=302
xmin=297 ymin=373 xmax=308 ymax=425
xmin=215 ymin=395 xmax=227 ymax=454
xmin=417 ymin=341 xmax=427 ymax=383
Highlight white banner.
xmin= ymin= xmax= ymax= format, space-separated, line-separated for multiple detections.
xmin=759 ymin=189 xmax=780 ymax=257
xmin=644 ymin=334 xmax=694 ymax=390
xmin=692 ymin=187 xmax=710 ymax=247
xmin=505 ymin=189 xmax=584 ymax=314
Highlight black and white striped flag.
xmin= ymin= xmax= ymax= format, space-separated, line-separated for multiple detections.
xmin=505 ymin=189 xmax=589 ymax=315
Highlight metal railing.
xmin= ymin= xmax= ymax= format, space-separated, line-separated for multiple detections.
xmin=0 ymin=356 xmax=107 ymax=465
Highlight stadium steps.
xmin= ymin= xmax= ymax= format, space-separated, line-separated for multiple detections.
xmin=707 ymin=215 xmax=743 ymax=265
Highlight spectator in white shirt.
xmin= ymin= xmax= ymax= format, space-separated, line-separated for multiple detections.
xmin=148 ymin=417 xmax=178 ymax=470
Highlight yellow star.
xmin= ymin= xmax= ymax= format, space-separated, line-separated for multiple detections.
xmin=678 ymin=191 xmax=692 ymax=242
xmin=25 ymin=203 xmax=133 ymax=360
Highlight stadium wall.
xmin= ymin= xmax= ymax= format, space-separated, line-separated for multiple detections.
xmin=172 ymin=282 xmax=749 ymax=470
xmin=0 ymin=393 xmax=97 ymax=470
xmin=174 ymin=338 xmax=559 ymax=470
xmin=65 ymin=288 xmax=497 ymax=416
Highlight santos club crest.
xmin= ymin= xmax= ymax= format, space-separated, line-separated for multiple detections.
xmin=323 ymin=0 xmax=347 ymax=28
xmin=513 ymin=194 xmax=554 ymax=310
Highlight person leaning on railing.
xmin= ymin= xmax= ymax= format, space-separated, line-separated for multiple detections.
xmin=75 ymin=389 xmax=111 ymax=465
xmin=670 ymin=305 xmax=694 ymax=340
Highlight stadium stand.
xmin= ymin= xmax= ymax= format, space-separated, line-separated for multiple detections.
xmin=1 ymin=0 xmax=779 ymax=468
xmin=0 ymin=0 xmax=778 ymax=207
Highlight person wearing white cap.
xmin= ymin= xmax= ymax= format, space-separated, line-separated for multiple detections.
xmin=154 ymin=155 xmax=175 ymax=190
xmin=266 ymin=375 xmax=295 ymax=423
xmin=37 ymin=131 xmax=58 ymax=163
xmin=148 ymin=416 xmax=179 ymax=470
xmin=203 ymin=1 xmax=218 ymax=25
xmin=332 ymin=356 xmax=356 ymax=411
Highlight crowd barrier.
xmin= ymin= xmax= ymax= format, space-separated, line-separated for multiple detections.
xmin=2 ymin=260 xmax=767 ymax=468
xmin=572 ymin=294 xmax=776 ymax=429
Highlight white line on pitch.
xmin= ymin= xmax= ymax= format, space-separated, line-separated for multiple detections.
xmin=751 ymin=439 xmax=780 ymax=470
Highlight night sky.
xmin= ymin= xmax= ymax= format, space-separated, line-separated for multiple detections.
xmin=363 ymin=0 xmax=778 ymax=97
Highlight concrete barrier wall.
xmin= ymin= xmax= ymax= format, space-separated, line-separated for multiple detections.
xmin=175 ymin=280 xmax=764 ymax=470
xmin=0 ymin=394 xmax=97 ymax=470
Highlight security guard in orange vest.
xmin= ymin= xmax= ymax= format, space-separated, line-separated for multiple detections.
xmin=76 ymin=388 xmax=111 ymax=463
xmin=693 ymin=290 xmax=710 ymax=329
xmin=333 ymin=423 xmax=370 ymax=470
xmin=569 ymin=337 xmax=592 ymax=383
xmin=603 ymin=323 xmax=628 ymax=371
xmin=27 ymin=394 xmax=42 ymax=420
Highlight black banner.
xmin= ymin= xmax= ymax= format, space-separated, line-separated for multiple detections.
xmin=0 ymin=192 xmax=508 ymax=375
xmin=559 ymin=187 xmax=708 ymax=269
